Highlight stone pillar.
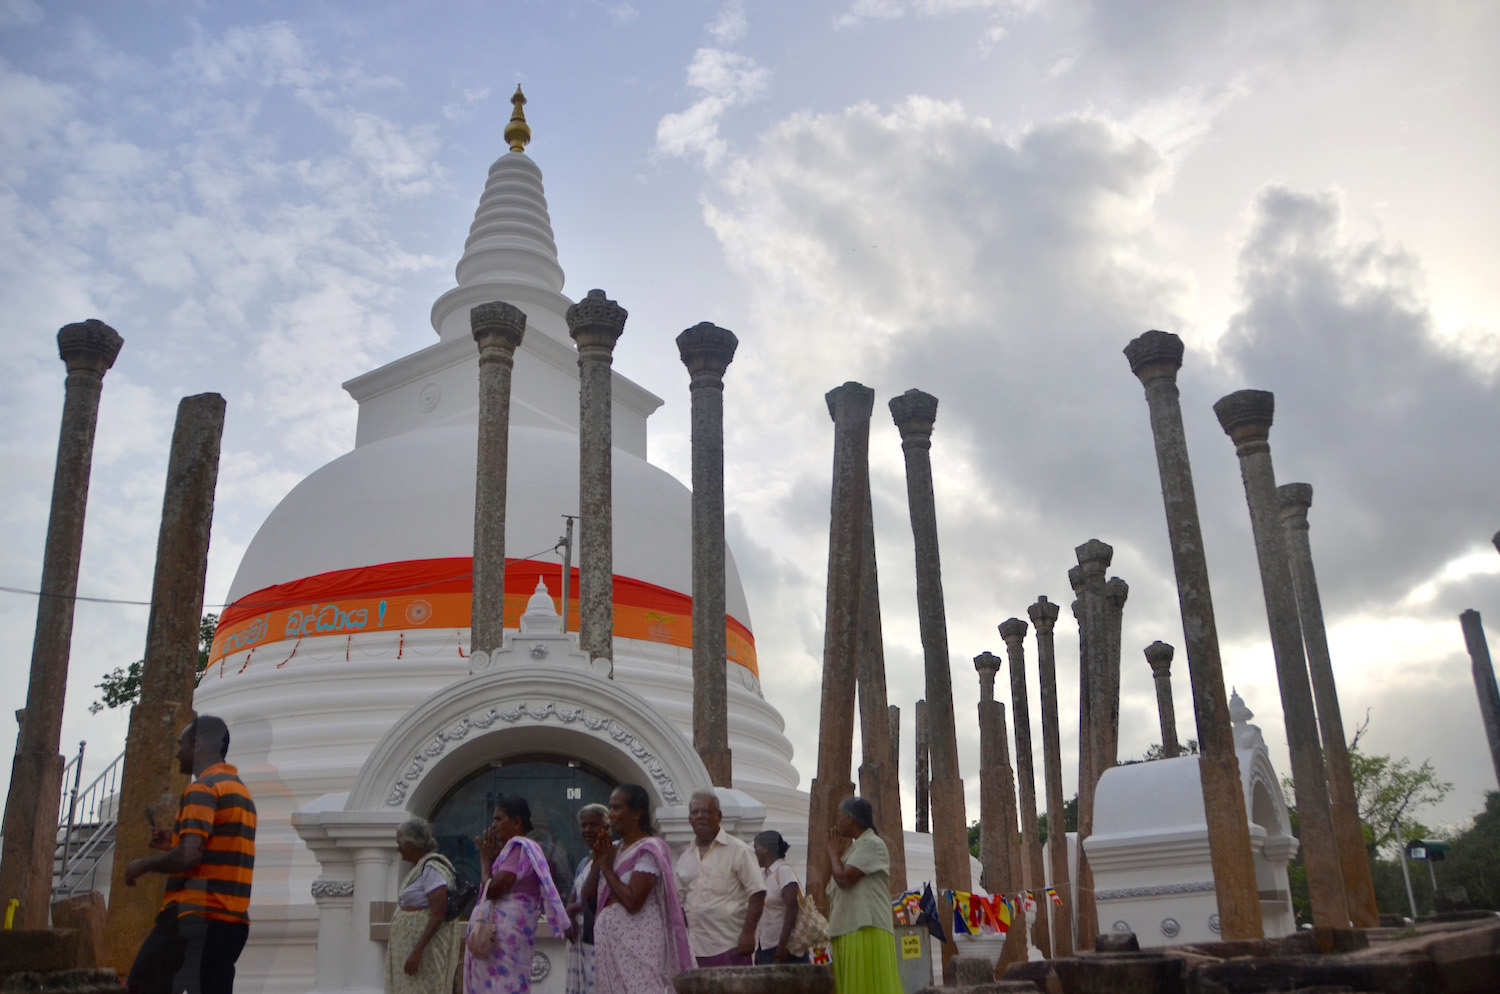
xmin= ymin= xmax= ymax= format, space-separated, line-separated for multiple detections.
xmin=311 ymin=879 xmax=356 ymax=993
xmin=806 ymin=382 xmax=873 ymax=910
xmin=914 ymin=699 xmax=931 ymax=834
xmin=888 ymin=705 xmax=901 ymax=775
xmin=1460 ymin=611 xmax=1500 ymax=790
xmin=1072 ymin=539 xmax=1112 ymax=950
xmin=973 ymin=653 xmax=1012 ymax=897
xmin=0 ymin=319 xmax=122 ymax=929
xmin=992 ymin=698 xmax=1028 ymax=971
xmin=1214 ymin=389 xmax=1349 ymax=928
xmin=1123 ymin=329 xmax=1263 ymax=941
xmin=103 ymin=393 xmax=226 ymax=975
xmin=855 ymin=485 xmax=906 ymax=892
xmin=1277 ymin=482 xmax=1379 ymax=927
xmin=1028 ymin=596 xmax=1073 ymax=956
xmin=1103 ymin=577 xmax=1129 ymax=771
xmin=889 ymin=388 xmax=971 ymax=961
xmin=1067 ymin=567 xmax=1091 ymax=835
xmin=999 ymin=618 xmax=1050 ymax=956
xmin=570 ymin=290 xmax=628 ymax=673
xmin=470 ymin=302 xmax=527 ymax=659
xmin=677 ymin=321 xmax=738 ymax=787
xmin=1144 ymin=641 xmax=1181 ymax=759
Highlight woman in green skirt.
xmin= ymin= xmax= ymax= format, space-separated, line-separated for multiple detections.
xmin=825 ymin=796 xmax=903 ymax=994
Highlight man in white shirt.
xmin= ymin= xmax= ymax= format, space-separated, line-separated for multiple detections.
xmin=674 ymin=790 xmax=766 ymax=966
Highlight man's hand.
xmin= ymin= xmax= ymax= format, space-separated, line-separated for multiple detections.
xmin=124 ymin=858 xmax=149 ymax=886
xmin=736 ymin=929 xmax=755 ymax=957
xmin=774 ymin=942 xmax=790 ymax=964
xmin=148 ymin=827 xmax=172 ymax=852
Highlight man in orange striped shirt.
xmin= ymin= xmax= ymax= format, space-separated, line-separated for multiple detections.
xmin=125 ymin=715 xmax=256 ymax=994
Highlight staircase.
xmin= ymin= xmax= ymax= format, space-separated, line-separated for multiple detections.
xmin=51 ymin=742 xmax=124 ymax=900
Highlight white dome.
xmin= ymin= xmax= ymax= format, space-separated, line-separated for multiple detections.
xmin=227 ymin=421 xmax=752 ymax=629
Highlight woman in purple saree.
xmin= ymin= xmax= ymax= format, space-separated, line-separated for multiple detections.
xmin=464 ymin=797 xmax=575 ymax=994
xmin=591 ymin=785 xmax=693 ymax=994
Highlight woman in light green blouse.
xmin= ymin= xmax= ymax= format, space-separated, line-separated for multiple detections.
xmin=825 ymin=796 xmax=903 ymax=994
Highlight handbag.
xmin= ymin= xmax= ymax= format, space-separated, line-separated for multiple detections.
xmin=465 ymin=898 xmax=498 ymax=958
xmin=786 ymin=893 xmax=830 ymax=957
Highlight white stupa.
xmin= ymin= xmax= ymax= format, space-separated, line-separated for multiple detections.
xmin=194 ymin=90 xmax=807 ymax=994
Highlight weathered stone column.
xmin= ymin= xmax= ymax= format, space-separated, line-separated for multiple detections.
xmin=999 ymin=618 xmax=1050 ymax=956
xmin=855 ymin=485 xmax=906 ymax=892
xmin=570 ymin=290 xmax=628 ymax=674
xmin=1072 ymin=539 xmax=1112 ymax=949
xmin=992 ymin=698 xmax=1029 ymax=971
xmin=1278 ymin=482 xmax=1379 ymax=928
xmin=1144 ymin=641 xmax=1181 ymax=759
xmin=1214 ymin=389 xmax=1349 ymax=928
xmin=806 ymin=382 xmax=873 ymax=909
xmin=1103 ymin=577 xmax=1129 ymax=771
xmin=677 ymin=321 xmax=737 ymax=787
xmin=1068 ymin=566 xmax=1091 ymax=831
xmin=1123 ymin=329 xmax=1263 ymax=940
xmin=1028 ymin=595 xmax=1073 ymax=956
xmin=470 ymin=302 xmax=526 ymax=659
xmin=103 ymin=393 xmax=226 ymax=973
xmin=914 ymin=699 xmax=930 ymax=834
xmin=1460 ymin=610 xmax=1500 ymax=790
xmin=888 ymin=705 xmax=901 ymax=775
xmin=889 ymin=388 xmax=971 ymax=961
xmin=973 ymin=653 xmax=1014 ymax=902
xmin=0 ymin=319 xmax=122 ymax=929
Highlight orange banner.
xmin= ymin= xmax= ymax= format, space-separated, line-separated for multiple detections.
xmin=210 ymin=558 xmax=757 ymax=676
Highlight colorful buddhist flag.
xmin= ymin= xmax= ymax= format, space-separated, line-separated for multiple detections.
xmin=1046 ymin=886 xmax=1063 ymax=907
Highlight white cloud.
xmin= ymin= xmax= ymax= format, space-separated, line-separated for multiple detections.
xmin=654 ymin=48 xmax=770 ymax=168
xmin=836 ymin=0 xmax=1036 ymax=29
xmin=708 ymin=1 xmax=748 ymax=44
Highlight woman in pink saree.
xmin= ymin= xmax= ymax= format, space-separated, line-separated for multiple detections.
xmin=464 ymin=797 xmax=575 ymax=994
xmin=590 ymin=784 xmax=693 ymax=994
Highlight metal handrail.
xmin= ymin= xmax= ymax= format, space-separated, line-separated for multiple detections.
xmin=53 ymin=745 xmax=125 ymax=899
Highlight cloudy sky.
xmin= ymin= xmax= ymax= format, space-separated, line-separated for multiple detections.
xmin=3 ymin=0 xmax=1497 ymax=839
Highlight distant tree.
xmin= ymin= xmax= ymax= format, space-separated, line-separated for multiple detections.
xmin=89 ymin=613 xmax=218 ymax=714
xmin=1281 ymin=713 xmax=1452 ymax=922
xmin=1439 ymin=791 xmax=1500 ymax=911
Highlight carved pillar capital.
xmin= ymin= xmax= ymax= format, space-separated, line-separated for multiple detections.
xmin=1027 ymin=596 xmax=1060 ymax=633
xmin=974 ymin=651 xmax=1002 ymax=702
xmin=57 ymin=319 xmax=124 ymax=377
xmin=1075 ymin=538 xmax=1113 ymax=581
xmin=567 ymin=289 xmax=627 ymax=356
xmin=1123 ymin=329 xmax=1184 ymax=386
xmin=1214 ymin=389 xmax=1276 ymax=453
xmin=888 ymin=388 xmax=938 ymax=450
xmin=1144 ymin=640 xmax=1174 ymax=676
xmin=676 ymin=322 xmax=738 ymax=384
xmin=998 ymin=617 xmax=1029 ymax=643
xmin=1105 ymin=576 xmax=1130 ymax=609
xmin=1277 ymin=482 xmax=1314 ymax=532
xmin=470 ymin=300 xmax=527 ymax=353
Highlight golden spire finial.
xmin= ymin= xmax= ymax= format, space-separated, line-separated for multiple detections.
xmin=504 ymin=84 xmax=530 ymax=153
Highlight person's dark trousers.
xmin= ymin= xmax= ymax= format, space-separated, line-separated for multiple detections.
xmin=173 ymin=917 xmax=250 ymax=994
xmin=126 ymin=910 xmax=185 ymax=994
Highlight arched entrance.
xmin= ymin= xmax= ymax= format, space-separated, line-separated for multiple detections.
xmin=429 ymin=754 xmax=617 ymax=893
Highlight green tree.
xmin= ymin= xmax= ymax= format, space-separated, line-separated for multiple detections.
xmin=1281 ymin=714 xmax=1452 ymax=921
xmin=89 ymin=613 xmax=218 ymax=714
xmin=1439 ymin=791 xmax=1500 ymax=911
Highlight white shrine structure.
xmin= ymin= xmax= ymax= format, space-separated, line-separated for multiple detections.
xmin=195 ymin=92 xmax=808 ymax=994
xmin=1085 ymin=689 xmax=1299 ymax=946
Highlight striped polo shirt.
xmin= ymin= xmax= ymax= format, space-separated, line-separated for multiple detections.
xmin=163 ymin=762 xmax=257 ymax=924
